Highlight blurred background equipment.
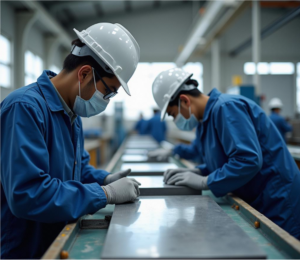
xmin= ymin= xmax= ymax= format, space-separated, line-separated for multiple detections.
xmin=1 ymin=0 xmax=300 ymax=171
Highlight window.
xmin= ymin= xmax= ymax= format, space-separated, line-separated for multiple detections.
xmin=102 ymin=62 xmax=203 ymax=120
xmin=0 ymin=35 xmax=12 ymax=88
xmin=297 ymin=63 xmax=300 ymax=113
xmin=50 ymin=65 xmax=61 ymax=74
xmin=244 ymin=62 xmax=294 ymax=75
xmin=25 ymin=51 xmax=43 ymax=85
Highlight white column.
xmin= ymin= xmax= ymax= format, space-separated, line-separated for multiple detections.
xmin=45 ymin=36 xmax=61 ymax=69
xmin=14 ymin=11 xmax=39 ymax=88
xmin=212 ymin=39 xmax=220 ymax=90
xmin=252 ymin=1 xmax=261 ymax=95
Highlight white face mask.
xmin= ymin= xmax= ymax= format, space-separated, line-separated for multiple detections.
xmin=73 ymin=68 xmax=109 ymax=117
xmin=174 ymin=99 xmax=199 ymax=131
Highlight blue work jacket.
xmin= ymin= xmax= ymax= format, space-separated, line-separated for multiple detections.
xmin=0 ymin=71 xmax=109 ymax=259
xmin=146 ymin=113 xmax=167 ymax=143
xmin=134 ymin=118 xmax=149 ymax=135
xmin=173 ymin=124 xmax=203 ymax=164
xmin=269 ymin=112 xmax=292 ymax=140
xmin=197 ymin=89 xmax=300 ymax=239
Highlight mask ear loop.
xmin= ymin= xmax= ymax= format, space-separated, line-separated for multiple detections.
xmin=178 ymin=98 xmax=181 ymax=114
xmin=78 ymin=80 xmax=81 ymax=97
xmin=92 ymin=67 xmax=97 ymax=91
xmin=188 ymin=105 xmax=192 ymax=118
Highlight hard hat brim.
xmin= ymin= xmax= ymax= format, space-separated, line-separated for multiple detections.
xmin=160 ymin=102 xmax=169 ymax=121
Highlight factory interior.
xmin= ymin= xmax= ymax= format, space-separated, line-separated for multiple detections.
xmin=1 ymin=0 xmax=300 ymax=259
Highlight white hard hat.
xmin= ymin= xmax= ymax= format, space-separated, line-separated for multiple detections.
xmin=269 ymin=98 xmax=283 ymax=109
xmin=152 ymin=68 xmax=193 ymax=121
xmin=73 ymin=23 xmax=140 ymax=96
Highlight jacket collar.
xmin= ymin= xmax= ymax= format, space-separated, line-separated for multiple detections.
xmin=37 ymin=70 xmax=65 ymax=112
xmin=202 ymin=88 xmax=222 ymax=123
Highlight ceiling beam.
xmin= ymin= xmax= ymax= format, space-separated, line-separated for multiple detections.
xmin=229 ymin=6 xmax=300 ymax=57
xmin=94 ymin=2 xmax=104 ymax=17
xmin=124 ymin=1 xmax=132 ymax=13
xmin=49 ymin=2 xmax=89 ymax=15
xmin=193 ymin=1 xmax=250 ymax=58
xmin=174 ymin=1 xmax=226 ymax=66
xmin=63 ymin=1 xmax=191 ymax=28
xmin=20 ymin=1 xmax=72 ymax=49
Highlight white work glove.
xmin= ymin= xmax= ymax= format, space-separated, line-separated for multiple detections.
xmin=104 ymin=169 xmax=131 ymax=185
xmin=102 ymin=178 xmax=141 ymax=204
xmin=148 ymin=148 xmax=172 ymax=161
xmin=164 ymin=168 xmax=209 ymax=190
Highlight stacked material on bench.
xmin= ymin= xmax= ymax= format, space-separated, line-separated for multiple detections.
xmin=121 ymin=163 xmax=178 ymax=176
xmin=129 ymin=176 xmax=201 ymax=196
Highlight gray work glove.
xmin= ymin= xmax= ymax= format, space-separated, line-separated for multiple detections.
xmin=104 ymin=169 xmax=131 ymax=185
xmin=166 ymin=171 xmax=209 ymax=190
xmin=164 ymin=168 xmax=202 ymax=183
xmin=102 ymin=178 xmax=141 ymax=204
xmin=148 ymin=148 xmax=172 ymax=161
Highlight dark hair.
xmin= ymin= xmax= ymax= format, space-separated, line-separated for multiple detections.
xmin=168 ymin=79 xmax=201 ymax=107
xmin=62 ymin=39 xmax=115 ymax=81
xmin=271 ymin=108 xmax=281 ymax=112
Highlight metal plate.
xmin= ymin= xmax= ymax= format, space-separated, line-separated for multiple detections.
xmin=121 ymin=163 xmax=178 ymax=176
xmin=122 ymin=155 xmax=149 ymax=162
xmin=129 ymin=176 xmax=201 ymax=196
xmin=126 ymin=143 xmax=159 ymax=149
xmin=101 ymin=196 xmax=266 ymax=259
xmin=124 ymin=149 xmax=150 ymax=155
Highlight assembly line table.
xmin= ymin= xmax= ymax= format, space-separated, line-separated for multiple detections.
xmin=42 ymin=136 xmax=300 ymax=259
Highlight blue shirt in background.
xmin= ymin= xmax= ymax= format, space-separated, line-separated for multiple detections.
xmin=269 ymin=112 xmax=292 ymax=141
xmin=146 ymin=112 xmax=167 ymax=143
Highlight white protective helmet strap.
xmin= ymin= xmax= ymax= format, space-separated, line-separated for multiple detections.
xmin=71 ymin=45 xmax=114 ymax=75
xmin=171 ymin=83 xmax=196 ymax=103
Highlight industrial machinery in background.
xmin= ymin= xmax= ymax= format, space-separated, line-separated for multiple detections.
xmin=113 ymin=102 xmax=126 ymax=152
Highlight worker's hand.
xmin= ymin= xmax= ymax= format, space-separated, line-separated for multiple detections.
xmin=148 ymin=148 xmax=172 ymax=161
xmin=166 ymin=171 xmax=209 ymax=190
xmin=163 ymin=168 xmax=201 ymax=183
xmin=102 ymin=178 xmax=141 ymax=204
xmin=104 ymin=169 xmax=131 ymax=185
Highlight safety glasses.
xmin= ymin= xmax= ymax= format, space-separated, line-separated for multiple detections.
xmin=93 ymin=68 xmax=118 ymax=100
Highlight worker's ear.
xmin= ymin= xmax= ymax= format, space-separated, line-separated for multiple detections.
xmin=77 ymin=65 xmax=92 ymax=84
xmin=179 ymin=94 xmax=191 ymax=110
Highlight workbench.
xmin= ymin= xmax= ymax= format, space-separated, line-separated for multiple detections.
xmin=43 ymin=135 xmax=300 ymax=259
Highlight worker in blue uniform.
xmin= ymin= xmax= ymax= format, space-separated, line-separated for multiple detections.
xmin=145 ymin=109 xmax=167 ymax=143
xmin=0 ymin=23 xmax=141 ymax=259
xmin=134 ymin=113 xmax=149 ymax=135
xmin=148 ymin=123 xmax=203 ymax=164
xmin=269 ymin=98 xmax=292 ymax=141
xmin=152 ymin=68 xmax=300 ymax=239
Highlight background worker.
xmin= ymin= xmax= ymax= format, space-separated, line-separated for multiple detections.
xmin=1 ymin=23 xmax=141 ymax=259
xmin=134 ymin=113 xmax=149 ymax=135
xmin=152 ymin=68 xmax=300 ymax=240
xmin=144 ymin=108 xmax=167 ymax=143
xmin=148 ymin=114 xmax=203 ymax=164
xmin=269 ymin=97 xmax=293 ymax=141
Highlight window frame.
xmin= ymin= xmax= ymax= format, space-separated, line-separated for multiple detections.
xmin=0 ymin=33 xmax=13 ymax=89
xmin=24 ymin=50 xmax=44 ymax=85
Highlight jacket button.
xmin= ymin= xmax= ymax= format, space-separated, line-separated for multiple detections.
xmin=74 ymin=161 xmax=77 ymax=165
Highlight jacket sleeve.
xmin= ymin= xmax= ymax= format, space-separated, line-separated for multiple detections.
xmin=207 ymin=101 xmax=263 ymax=197
xmin=80 ymin=149 xmax=110 ymax=185
xmin=173 ymin=139 xmax=199 ymax=160
xmin=0 ymin=102 xmax=107 ymax=223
